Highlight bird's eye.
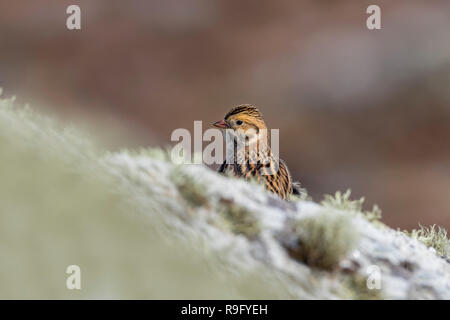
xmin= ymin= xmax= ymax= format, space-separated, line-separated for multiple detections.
xmin=236 ymin=120 xmax=243 ymax=125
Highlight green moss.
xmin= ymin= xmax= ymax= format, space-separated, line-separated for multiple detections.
xmin=404 ymin=224 xmax=449 ymax=258
xmin=341 ymin=274 xmax=383 ymax=300
xmin=288 ymin=210 xmax=359 ymax=270
xmin=218 ymin=199 xmax=261 ymax=238
xmin=170 ymin=168 xmax=209 ymax=208
xmin=321 ymin=189 xmax=382 ymax=223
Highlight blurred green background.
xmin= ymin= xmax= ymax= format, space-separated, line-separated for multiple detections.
xmin=0 ymin=0 xmax=449 ymax=230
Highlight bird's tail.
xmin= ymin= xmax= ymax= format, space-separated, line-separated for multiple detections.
xmin=292 ymin=181 xmax=309 ymax=200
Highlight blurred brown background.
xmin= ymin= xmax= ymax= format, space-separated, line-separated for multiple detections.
xmin=1 ymin=0 xmax=449 ymax=230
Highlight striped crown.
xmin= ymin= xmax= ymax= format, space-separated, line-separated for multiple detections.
xmin=224 ymin=104 xmax=264 ymax=121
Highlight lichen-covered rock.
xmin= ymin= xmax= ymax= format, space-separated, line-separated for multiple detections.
xmin=1 ymin=93 xmax=449 ymax=299
xmin=104 ymin=152 xmax=450 ymax=299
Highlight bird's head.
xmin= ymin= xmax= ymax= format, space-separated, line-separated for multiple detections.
xmin=213 ymin=104 xmax=267 ymax=143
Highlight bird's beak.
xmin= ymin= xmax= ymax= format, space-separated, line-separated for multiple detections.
xmin=213 ymin=120 xmax=229 ymax=128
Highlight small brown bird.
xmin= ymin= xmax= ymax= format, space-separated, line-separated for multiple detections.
xmin=213 ymin=104 xmax=302 ymax=200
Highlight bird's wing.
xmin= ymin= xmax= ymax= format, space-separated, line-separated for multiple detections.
xmin=277 ymin=159 xmax=292 ymax=199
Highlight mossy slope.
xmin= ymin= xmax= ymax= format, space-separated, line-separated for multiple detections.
xmin=1 ymin=94 xmax=449 ymax=299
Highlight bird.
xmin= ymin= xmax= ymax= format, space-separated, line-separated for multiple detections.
xmin=213 ymin=104 xmax=303 ymax=200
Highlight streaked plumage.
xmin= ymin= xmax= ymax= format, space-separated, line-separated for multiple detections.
xmin=213 ymin=104 xmax=302 ymax=200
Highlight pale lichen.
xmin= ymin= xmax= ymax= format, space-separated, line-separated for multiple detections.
xmin=321 ymin=189 xmax=382 ymax=224
xmin=287 ymin=209 xmax=359 ymax=270
xmin=404 ymin=224 xmax=449 ymax=258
